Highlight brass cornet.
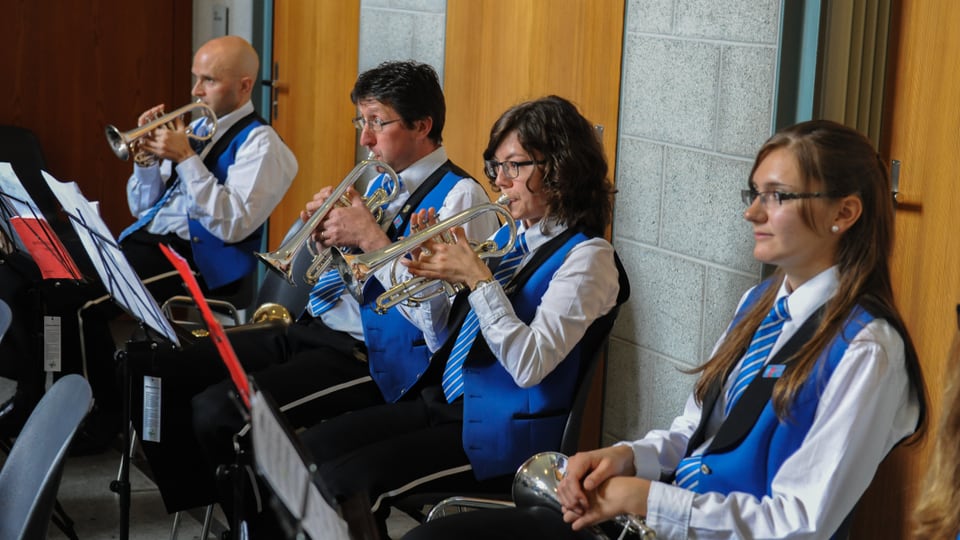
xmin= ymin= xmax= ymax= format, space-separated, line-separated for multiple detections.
xmin=256 ymin=156 xmax=400 ymax=286
xmin=105 ymin=101 xmax=218 ymax=164
xmin=331 ymin=195 xmax=515 ymax=314
xmin=513 ymin=452 xmax=656 ymax=539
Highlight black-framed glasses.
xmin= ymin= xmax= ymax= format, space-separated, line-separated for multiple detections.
xmin=741 ymin=189 xmax=839 ymax=207
xmin=352 ymin=116 xmax=402 ymax=132
xmin=483 ymin=159 xmax=547 ymax=180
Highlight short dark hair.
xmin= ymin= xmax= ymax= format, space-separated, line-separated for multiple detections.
xmin=351 ymin=61 xmax=445 ymax=143
xmin=482 ymin=95 xmax=614 ymax=236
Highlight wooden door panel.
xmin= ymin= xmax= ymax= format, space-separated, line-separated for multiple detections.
xmin=854 ymin=2 xmax=960 ymax=537
xmin=269 ymin=0 xmax=360 ymax=249
xmin=444 ymin=0 xmax=624 ymax=187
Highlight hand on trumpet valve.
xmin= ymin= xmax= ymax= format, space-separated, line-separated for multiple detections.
xmin=401 ymin=224 xmax=493 ymax=291
xmin=137 ymin=115 xmax=195 ymax=164
xmin=304 ymin=186 xmax=390 ymax=252
xmin=407 ymin=208 xmax=439 ymax=257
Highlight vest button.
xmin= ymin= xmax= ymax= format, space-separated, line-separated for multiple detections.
xmin=700 ymin=463 xmax=712 ymax=475
xmin=192 ymin=237 xmax=200 ymax=242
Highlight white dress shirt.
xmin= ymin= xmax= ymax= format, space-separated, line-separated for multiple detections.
xmin=399 ymin=218 xmax=620 ymax=387
xmin=322 ymin=146 xmax=498 ymax=341
xmin=126 ymin=100 xmax=298 ymax=243
xmin=623 ymin=267 xmax=920 ymax=539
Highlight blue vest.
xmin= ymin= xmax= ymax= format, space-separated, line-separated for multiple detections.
xmin=187 ymin=117 xmax=265 ymax=289
xmin=359 ymin=170 xmax=469 ymax=403
xmin=696 ymin=294 xmax=876 ymax=501
xmin=461 ymin=230 xmax=590 ymax=479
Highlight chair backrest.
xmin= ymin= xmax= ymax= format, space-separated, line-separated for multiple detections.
xmin=0 ymin=374 xmax=92 ymax=540
xmin=253 ymin=218 xmax=313 ymax=317
xmin=559 ymin=305 xmax=620 ymax=456
xmin=0 ymin=299 xmax=10 ymax=343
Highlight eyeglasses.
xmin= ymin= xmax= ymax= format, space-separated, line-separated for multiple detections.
xmin=352 ymin=116 xmax=402 ymax=132
xmin=483 ymin=159 xmax=547 ymax=180
xmin=741 ymin=189 xmax=838 ymax=207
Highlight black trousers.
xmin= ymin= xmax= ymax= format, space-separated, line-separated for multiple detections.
xmin=293 ymin=385 xmax=512 ymax=536
xmin=134 ymin=315 xmax=386 ymax=513
xmin=400 ymin=506 xmax=599 ymax=540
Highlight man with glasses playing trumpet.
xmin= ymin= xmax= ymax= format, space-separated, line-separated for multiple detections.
xmin=133 ymin=60 xmax=498 ymax=521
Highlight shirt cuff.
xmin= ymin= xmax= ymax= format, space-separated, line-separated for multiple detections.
xmin=645 ymin=481 xmax=694 ymax=539
xmin=469 ymin=278 xmax=511 ymax=325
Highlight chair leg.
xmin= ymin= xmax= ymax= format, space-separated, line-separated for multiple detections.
xmin=51 ymin=499 xmax=80 ymax=540
xmin=201 ymin=504 xmax=214 ymax=539
xmin=169 ymin=510 xmax=182 ymax=540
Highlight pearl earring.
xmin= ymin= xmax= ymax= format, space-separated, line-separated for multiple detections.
xmin=831 ymin=224 xmax=840 ymax=233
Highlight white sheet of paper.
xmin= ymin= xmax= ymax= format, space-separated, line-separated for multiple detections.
xmin=41 ymin=171 xmax=178 ymax=345
xmin=250 ymin=391 xmax=350 ymax=540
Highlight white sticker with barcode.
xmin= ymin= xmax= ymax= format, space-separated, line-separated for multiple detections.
xmin=142 ymin=375 xmax=162 ymax=442
xmin=43 ymin=316 xmax=62 ymax=372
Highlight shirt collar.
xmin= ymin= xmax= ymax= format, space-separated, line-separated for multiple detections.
xmin=776 ymin=265 xmax=839 ymax=323
xmin=205 ymin=101 xmax=255 ymax=147
xmin=518 ymin=216 xmax=567 ymax=255
xmin=393 ymin=146 xmax=448 ymax=193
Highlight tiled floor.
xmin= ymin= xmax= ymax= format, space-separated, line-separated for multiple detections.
xmin=0 ymin=376 xmax=420 ymax=539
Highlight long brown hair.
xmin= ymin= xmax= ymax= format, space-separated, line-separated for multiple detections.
xmin=693 ymin=120 xmax=926 ymax=433
xmin=912 ymin=324 xmax=960 ymax=538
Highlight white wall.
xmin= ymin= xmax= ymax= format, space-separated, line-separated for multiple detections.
xmin=192 ymin=0 xmax=256 ymax=52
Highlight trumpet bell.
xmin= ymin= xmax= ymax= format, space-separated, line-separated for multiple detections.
xmin=251 ymin=302 xmax=293 ymax=326
xmin=512 ymin=451 xmax=567 ymax=513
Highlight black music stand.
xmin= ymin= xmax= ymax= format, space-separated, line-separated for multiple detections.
xmin=158 ymin=244 xmax=371 ymax=539
xmin=41 ymin=172 xmax=181 ymax=540
xmin=0 ymin=166 xmax=89 ymax=540
xmin=247 ymin=385 xmax=354 ymax=540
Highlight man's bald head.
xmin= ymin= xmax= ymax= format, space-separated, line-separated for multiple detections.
xmin=197 ymin=36 xmax=259 ymax=79
xmin=191 ymin=36 xmax=260 ymax=117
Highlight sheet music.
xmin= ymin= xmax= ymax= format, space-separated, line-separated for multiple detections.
xmin=42 ymin=171 xmax=178 ymax=345
xmin=0 ymin=162 xmax=83 ymax=279
xmin=250 ymin=391 xmax=351 ymax=540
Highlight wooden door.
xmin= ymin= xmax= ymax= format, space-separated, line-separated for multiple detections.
xmin=268 ymin=0 xmax=360 ymax=248
xmin=0 ymin=0 xmax=192 ymax=235
xmin=852 ymin=2 xmax=960 ymax=537
xmin=444 ymin=0 xmax=625 ymax=450
xmin=444 ymin=0 xmax=624 ymax=184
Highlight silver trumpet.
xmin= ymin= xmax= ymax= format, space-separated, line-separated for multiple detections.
xmin=256 ymin=155 xmax=400 ymax=286
xmin=331 ymin=195 xmax=515 ymax=314
xmin=514 ymin=452 xmax=656 ymax=540
xmin=105 ymin=101 xmax=218 ymax=164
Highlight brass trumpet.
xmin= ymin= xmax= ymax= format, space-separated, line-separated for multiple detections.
xmin=256 ymin=156 xmax=400 ymax=286
xmin=513 ymin=452 xmax=656 ymax=539
xmin=331 ymin=195 xmax=515 ymax=314
xmin=105 ymin=101 xmax=218 ymax=163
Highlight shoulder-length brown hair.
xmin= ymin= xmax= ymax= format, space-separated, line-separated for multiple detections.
xmin=482 ymin=95 xmax=615 ymax=236
xmin=693 ymin=120 xmax=926 ymax=435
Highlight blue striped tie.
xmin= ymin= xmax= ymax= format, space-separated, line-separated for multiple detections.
xmin=118 ymin=121 xmax=211 ymax=243
xmin=442 ymin=229 xmax=527 ymax=402
xmin=724 ymin=296 xmax=791 ymax=415
xmin=674 ymin=295 xmax=790 ymax=491
xmin=307 ymin=268 xmax=345 ymax=317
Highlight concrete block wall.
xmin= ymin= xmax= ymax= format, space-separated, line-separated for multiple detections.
xmin=605 ymin=0 xmax=779 ymax=445
xmin=355 ymin=0 xmax=783 ymax=446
